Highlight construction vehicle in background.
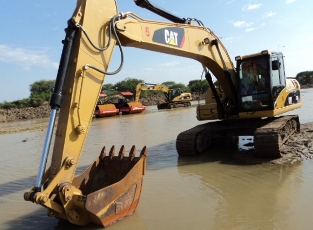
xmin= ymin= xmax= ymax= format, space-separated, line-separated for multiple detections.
xmin=94 ymin=93 xmax=119 ymax=117
xmin=115 ymin=91 xmax=146 ymax=114
xmin=135 ymin=82 xmax=192 ymax=109
xmin=94 ymin=92 xmax=146 ymax=117
xmin=24 ymin=0 xmax=302 ymax=227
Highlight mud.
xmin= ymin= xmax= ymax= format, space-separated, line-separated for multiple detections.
xmin=233 ymin=122 xmax=313 ymax=165
xmin=0 ymin=102 xmax=51 ymax=123
xmin=0 ymin=121 xmax=48 ymax=134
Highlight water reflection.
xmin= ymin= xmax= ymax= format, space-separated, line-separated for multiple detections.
xmin=176 ymin=155 xmax=303 ymax=230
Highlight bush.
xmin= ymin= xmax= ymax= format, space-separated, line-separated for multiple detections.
xmin=0 ymin=98 xmax=30 ymax=109
xmin=296 ymin=71 xmax=313 ymax=85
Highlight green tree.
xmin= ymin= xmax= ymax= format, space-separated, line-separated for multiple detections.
xmin=113 ymin=78 xmax=144 ymax=95
xmin=296 ymin=71 xmax=313 ymax=85
xmin=0 ymin=98 xmax=30 ymax=109
xmin=188 ymin=79 xmax=209 ymax=94
xmin=0 ymin=101 xmax=17 ymax=109
xmin=29 ymin=80 xmax=55 ymax=107
xmin=101 ymin=83 xmax=117 ymax=96
xmin=162 ymin=81 xmax=189 ymax=92
xmin=162 ymin=81 xmax=176 ymax=88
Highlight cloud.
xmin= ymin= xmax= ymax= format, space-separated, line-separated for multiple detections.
xmin=243 ymin=3 xmax=262 ymax=11
xmin=265 ymin=11 xmax=277 ymax=17
xmin=0 ymin=44 xmax=58 ymax=70
xmin=232 ymin=21 xmax=253 ymax=28
xmin=286 ymin=0 xmax=296 ymax=3
xmin=245 ymin=27 xmax=255 ymax=32
xmin=231 ymin=19 xmax=266 ymax=33
xmin=245 ymin=23 xmax=266 ymax=32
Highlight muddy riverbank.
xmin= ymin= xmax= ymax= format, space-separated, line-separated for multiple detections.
xmin=0 ymin=93 xmax=204 ymax=123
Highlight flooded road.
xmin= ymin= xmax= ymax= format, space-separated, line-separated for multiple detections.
xmin=1 ymin=88 xmax=313 ymax=230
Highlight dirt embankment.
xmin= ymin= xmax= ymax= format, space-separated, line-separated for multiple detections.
xmin=0 ymin=103 xmax=51 ymax=123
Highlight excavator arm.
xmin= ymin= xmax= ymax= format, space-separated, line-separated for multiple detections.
xmin=24 ymin=0 xmax=147 ymax=227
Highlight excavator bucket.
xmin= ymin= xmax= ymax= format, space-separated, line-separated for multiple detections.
xmin=71 ymin=145 xmax=147 ymax=227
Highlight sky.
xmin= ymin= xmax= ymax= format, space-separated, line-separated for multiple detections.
xmin=0 ymin=0 xmax=312 ymax=102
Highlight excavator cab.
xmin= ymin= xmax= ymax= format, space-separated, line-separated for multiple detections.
xmin=236 ymin=50 xmax=287 ymax=112
xmin=168 ymin=88 xmax=182 ymax=101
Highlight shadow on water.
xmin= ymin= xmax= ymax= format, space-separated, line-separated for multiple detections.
xmin=5 ymin=209 xmax=146 ymax=230
xmin=5 ymin=209 xmax=102 ymax=230
xmin=146 ymin=140 xmax=278 ymax=171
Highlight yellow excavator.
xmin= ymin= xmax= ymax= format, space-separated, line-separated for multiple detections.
xmin=135 ymin=82 xmax=192 ymax=109
xmin=24 ymin=0 xmax=302 ymax=227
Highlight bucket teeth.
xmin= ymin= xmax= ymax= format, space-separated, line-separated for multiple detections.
xmin=100 ymin=146 xmax=106 ymax=160
xmin=129 ymin=145 xmax=136 ymax=160
xmin=140 ymin=146 xmax=147 ymax=157
xmin=118 ymin=145 xmax=125 ymax=159
xmin=99 ymin=145 xmax=147 ymax=162
xmin=109 ymin=145 xmax=115 ymax=159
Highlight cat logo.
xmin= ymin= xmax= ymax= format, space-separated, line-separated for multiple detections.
xmin=165 ymin=29 xmax=178 ymax=45
xmin=152 ymin=27 xmax=185 ymax=48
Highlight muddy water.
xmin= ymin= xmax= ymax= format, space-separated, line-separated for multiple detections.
xmin=1 ymin=88 xmax=313 ymax=230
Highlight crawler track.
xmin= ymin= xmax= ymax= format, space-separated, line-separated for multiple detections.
xmin=254 ymin=115 xmax=300 ymax=157
xmin=157 ymin=101 xmax=191 ymax=109
xmin=176 ymin=120 xmax=247 ymax=156
xmin=176 ymin=115 xmax=300 ymax=158
xmin=176 ymin=123 xmax=210 ymax=156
